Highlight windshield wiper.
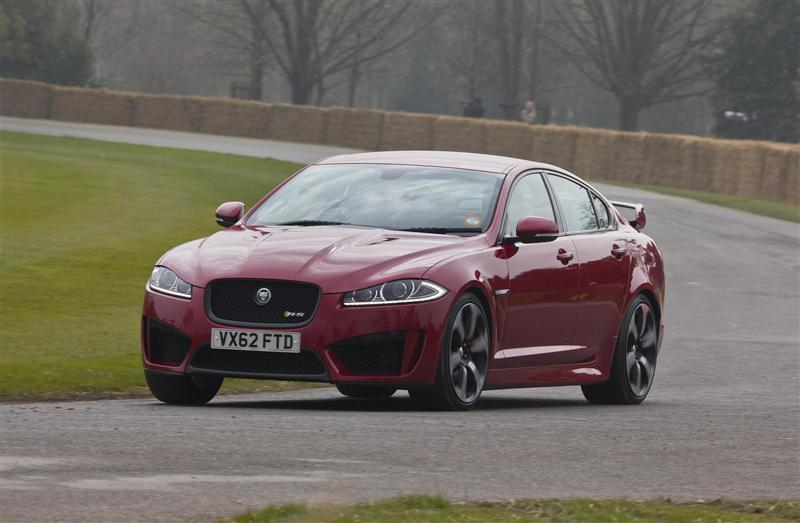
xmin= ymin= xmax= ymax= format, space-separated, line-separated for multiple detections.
xmin=399 ymin=227 xmax=481 ymax=235
xmin=275 ymin=220 xmax=352 ymax=226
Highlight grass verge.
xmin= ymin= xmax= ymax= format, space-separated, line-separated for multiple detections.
xmin=223 ymin=496 xmax=800 ymax=523
xmin=602 ymin=181 xmax=800 ymax=222
xmin=0 ymin=131 xmax=303 ymax=400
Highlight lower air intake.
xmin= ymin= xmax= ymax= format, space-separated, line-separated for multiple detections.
xmin=148 ymin=320 xmax=191 ymax=365
xmin=331 ymin=331 xmax=405 ymax=375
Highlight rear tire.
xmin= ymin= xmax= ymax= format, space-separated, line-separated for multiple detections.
xmin=582 ymin=294 xmax=658 ymax=405
xmin=145 ymin=371 xmax=223 ymax=405
xmin=335 ymin=384 xmax=396 ymax=398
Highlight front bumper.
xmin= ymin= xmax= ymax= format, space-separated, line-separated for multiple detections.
xmin=141 ymin=286 xmax=454 ymax=385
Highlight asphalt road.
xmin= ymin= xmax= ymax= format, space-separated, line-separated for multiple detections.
xmin=2 ymin=118 xmax=799 ymax=522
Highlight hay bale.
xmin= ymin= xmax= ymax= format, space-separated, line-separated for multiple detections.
xmin=607 ymin=132 xmax=650 ymax=184
xmin=380 ymin=112 xmax=437 ymax=150
xmin=761 ymin=144 xmax=799 ymax=204
xmin=196 ymin=97 xmax=270 ymax=138
xmin=572 ymin=128 xmax=615 ymax=181
xmin=132 ymin=93 xmax=202 ymax=131
xmin=640 ymin=134 xmax=683 ymax=188
xmin=732 ymin=142 xmax=764 ymax=197
xmin=0 ymin=78 xmax=52 ymax=119
xmin=672 ymin=137 xmax=698 ymax=189
xmin=50 ymin=86 xmax=133 ymax=126
xmin=528 ymin=125 xmax=578 ymax=171
xmin=683 ymin=138 xmax=716 ymax=192
xmin=433 ymin=116 xmax=486 ymax=153
xmin=268 ymin=104 xmax=328 ymax=143
xmin=484 ymin=121 xmax=535 ymax=159
xmin=323 ymin=107 xmax=384 ymax=149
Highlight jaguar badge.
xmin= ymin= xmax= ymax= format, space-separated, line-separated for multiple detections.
xmin=255 ymin=287 xmax=272 ymax=305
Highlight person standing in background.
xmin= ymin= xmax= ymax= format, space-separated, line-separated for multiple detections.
xmin=520 ymin=100 xmax=536 ymax=124
xmin=463 ymin=97 xmax=485 ymax=118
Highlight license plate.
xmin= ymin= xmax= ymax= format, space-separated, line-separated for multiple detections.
xmin=211 ymin=328 xmax=301 ymax=353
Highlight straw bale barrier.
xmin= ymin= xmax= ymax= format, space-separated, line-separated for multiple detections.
xmin=0 ymin=79 xmax=52 ymax=119
xmin=50 ymin=87 xmax=133 ymax=126
xmin=484 ymin=121 xmax=535 ymax=160
xmin=268 ymin=103 xmax=328 ymax=143
xmin=380 ymin=112 xmax=436 ymax=150
xmin=529 ymin=125 xmax=579 ymax=172
xmin=324 ymin=108 xmax=384 ymax=149
xmin=573 ymin=128 xmax=617 ymax=182
xmin=1 ymin=78 xmax=797 ymax=204
xmin=195 ymin=97 xmax=270 ymax=138
xmin=132 ymin=93 xmax=203 ymax=131
xmin=433 ymin=116 xmax=486 ymax=152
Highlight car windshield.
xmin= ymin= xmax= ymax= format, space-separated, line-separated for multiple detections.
xmin=247 ymin=164 xmax=503 ymax=234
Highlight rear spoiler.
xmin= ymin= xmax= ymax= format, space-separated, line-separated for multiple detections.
xmin=610 ymin=200 xmax=646 ymax=231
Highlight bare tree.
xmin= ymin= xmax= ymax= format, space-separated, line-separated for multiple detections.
xmin=554 ymin=0 xmax=720 ymax=131
xmin=75 ymin=0 xmax=141 ymax=83
xmin=443 ymin=1 xmax=495 ymax=102
xmin=250 ymin=0 xmax=436 ymax=105
xmin=493 ymin=0 xmax=525 ymax=119
xmin=177 ymin=0 xmax=270 ymax=100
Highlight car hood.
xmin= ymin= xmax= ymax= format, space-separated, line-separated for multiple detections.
xmin=158 ymin=225 xmax=487 ymax=293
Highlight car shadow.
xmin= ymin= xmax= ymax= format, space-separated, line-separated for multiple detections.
xmin=194 ymin=394 xmax=590 ymax=412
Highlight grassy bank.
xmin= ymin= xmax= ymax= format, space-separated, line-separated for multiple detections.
xmin=224 ymin=496 xmax=799 ymax=523
xmin=602 ymin=181 xmax=799 ymax=222
xmin=0 ymin=131 xmax=303 ymax=399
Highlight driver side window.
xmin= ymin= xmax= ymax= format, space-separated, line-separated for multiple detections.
xmin=504 ymin=173 xmax=556 ymax=236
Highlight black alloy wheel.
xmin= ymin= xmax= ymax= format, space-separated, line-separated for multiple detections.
xmin=582 ymin=294 xmax=658 ymax=405
xmin=409 ymin=294 xmax=490 ymax=411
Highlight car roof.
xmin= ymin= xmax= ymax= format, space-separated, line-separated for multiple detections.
xmin=316 ymin=150 xmax=554 ymax=175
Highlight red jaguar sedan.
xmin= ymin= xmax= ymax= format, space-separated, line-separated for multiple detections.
xmin=142 ymin=151 xmax=664 ymax=410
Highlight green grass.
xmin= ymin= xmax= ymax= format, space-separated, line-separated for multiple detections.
xmin=0 ymin=131 xmax=305 ymax=400
xmin=223 ymin=496 xmax=799 ymax=523
xmin=601 ymin=181 xmax=800 ymax=222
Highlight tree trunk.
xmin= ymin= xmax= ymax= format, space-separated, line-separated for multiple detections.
xmin=290 ymin=77 xmax=314 ymax=105
xmin=248 ymin=62 xmax=264 ymax=101
xmin=494 ymin=0 xmax=524 ymax=120
xmin=618 ymin=99 xmax=641 ymax=131
xmin=246 ymin=1 xmax=267 ymax=101
xmin=347 ymin=62 xmax=360 ymax=107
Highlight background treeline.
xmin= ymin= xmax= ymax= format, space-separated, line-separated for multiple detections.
xmin=1 ymin=0 xmax=797 ymax=142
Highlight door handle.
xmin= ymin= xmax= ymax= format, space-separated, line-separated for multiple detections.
xmin=611 ymin=244 xmax=626 ymax=259
xmin=557 ymin=248 xmax=573 ymax=264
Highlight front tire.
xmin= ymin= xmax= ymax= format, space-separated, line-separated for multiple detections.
xmin=336 ymin=384 xmax=396 ymax=398
xmin=145 ymin=371 xmax=223 ymax=405
xmin=411 ymin=293 xmax=490 ymax=411
xmin=582 ymin=294 xmax=658 ymax=405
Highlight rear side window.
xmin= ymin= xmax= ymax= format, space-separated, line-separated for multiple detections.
xmin=504 ymin=173 xmax=555 ymax=236
xmin=547 ymin=175 xmax=598 ymax=232
xmin=591 ymin=193 xmax=611 ymax=229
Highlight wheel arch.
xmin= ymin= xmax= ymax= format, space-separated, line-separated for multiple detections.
xmin=620 ymin=283 xmax=663 ymax=345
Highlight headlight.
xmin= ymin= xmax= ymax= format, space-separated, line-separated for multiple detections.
xmin=148 ymin=267 xmax=192 ymax=298
xmin=343 ymin=279 xmax=446 ymax=306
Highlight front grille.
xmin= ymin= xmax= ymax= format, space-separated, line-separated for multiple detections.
xmin=207 ymin=279 xmax=320 ymax=326
xmin=190 ymin=344 xmax=326 ymax=377
xmin=149 ymin=320 xmax=191 ymax=365
xmin=331 ymin=331 xmax=405 ymax=375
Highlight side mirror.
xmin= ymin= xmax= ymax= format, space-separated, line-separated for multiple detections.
xmin=514 ymin=216 xmax=559 ymax=243
xmin=215 ymin=201 xmax=245 ymax=228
